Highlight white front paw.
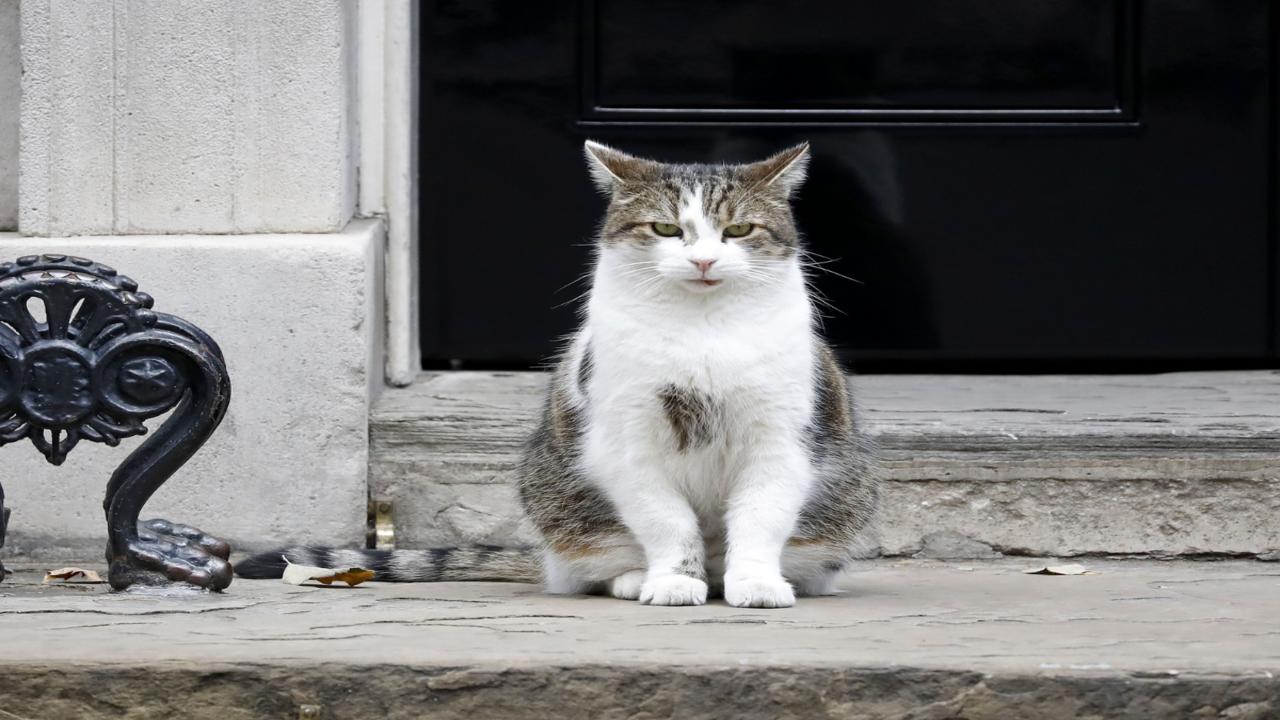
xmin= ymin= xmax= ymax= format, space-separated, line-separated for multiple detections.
xmin=724 ymin=576 xmax=796 ymax=608
xmin=609 ymin=569 xmax=646 ymax=601
xmin=639 ymin=574 xmax=708 ymax=606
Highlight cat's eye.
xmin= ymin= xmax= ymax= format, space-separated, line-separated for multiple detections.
xmin=724 ymin=223 xmax=753 ymax=238
xmin=651 ymin=222 xmax=683 ymax=237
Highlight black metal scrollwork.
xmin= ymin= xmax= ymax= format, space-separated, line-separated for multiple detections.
xmin=0 ymin=254 xmax=232 ymax=590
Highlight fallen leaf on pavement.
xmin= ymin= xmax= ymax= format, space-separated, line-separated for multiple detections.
xmin=1023 ymin=564 xmax=1094 ymax=576
xmin=44 ymin=567 xmax=104 ymax=583
xmin=281 ymin=557 xmax=375 ymax=587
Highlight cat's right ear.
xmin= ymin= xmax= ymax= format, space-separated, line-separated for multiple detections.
xmin=583 ymin=140 xmax=655 ymax=195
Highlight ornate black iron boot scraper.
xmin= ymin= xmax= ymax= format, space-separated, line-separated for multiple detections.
xmin=0 ymin=254 xmax=233 ymax=591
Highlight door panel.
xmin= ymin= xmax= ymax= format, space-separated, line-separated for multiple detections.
xmin=590 ymin=0 xmax=1128 ymax=116
xmin=420 ymin=0 xmax=1274 ymax=367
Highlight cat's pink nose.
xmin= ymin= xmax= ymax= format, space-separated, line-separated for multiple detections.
xmin=691 ymin=259 xmax=716 ymax=274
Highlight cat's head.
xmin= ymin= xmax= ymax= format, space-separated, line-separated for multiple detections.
xmin=584 ymin=141 xmax=809 ymax=295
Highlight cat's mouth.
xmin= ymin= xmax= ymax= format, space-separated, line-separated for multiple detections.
xmin=688 ymin=279 xmax=722 ymax=287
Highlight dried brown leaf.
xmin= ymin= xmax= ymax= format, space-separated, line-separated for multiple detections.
xmin=281 ymin=557 xmax=375 ymax=587
xmin=44 ymin=567 xmax=104 ymax=583
xmin=314 ymin=569 xmax=376 ymax=586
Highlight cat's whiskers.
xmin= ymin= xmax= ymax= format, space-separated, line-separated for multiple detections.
xmin=555 ymin=270 xmax=598 ymax=297
xmin=552 ymin=287 xmax=594 ymax=310
xmin=797 ymin=249 xmax=864 ymax=286
xmin=612 ymin=261 xmax=659 ymax=274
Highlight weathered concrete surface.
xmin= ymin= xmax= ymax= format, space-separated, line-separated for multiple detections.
xmin=0 ymin=0 xmax=17 ymax=230
xmin=1 ymin=559 xmax=1277 ymax=718
xmin=20 ymin=0 xmax=357 ymax=236
xmin=0 ymin=221 xmax=383 ymax=562
xmin=369 ymin=371 xmax=1280 ymax=557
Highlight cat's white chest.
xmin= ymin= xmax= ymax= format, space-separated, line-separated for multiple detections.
xmin=593 ymin=305 xmax=809 ymax=400
xmin=581 ymin=279 xmax=816 ymax=468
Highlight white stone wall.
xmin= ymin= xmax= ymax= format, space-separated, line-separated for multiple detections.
xmin=20 ymin=0 xmax=358 ymax=236
xmin=0 ymin=220 xmax=384 ymax=560
xmin=0 ymin=0 xmax=17 ymax=231
xmin=5 ymin=1 xmax=398 ymax=562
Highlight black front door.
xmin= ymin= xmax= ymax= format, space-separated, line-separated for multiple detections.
xmin=419 ymin=0 xmax=1277 ymax=370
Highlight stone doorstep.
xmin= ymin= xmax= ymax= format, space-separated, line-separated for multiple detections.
xmin=370 ymin=370 xmax=1280 ymax=558
xmin=1 ymin=559 xmax=1278 ymax=719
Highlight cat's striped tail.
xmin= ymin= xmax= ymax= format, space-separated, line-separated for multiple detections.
xmin=233 ymin=545 xmax=541 ymax=583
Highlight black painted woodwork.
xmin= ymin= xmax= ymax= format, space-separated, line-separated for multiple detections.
xmin=419 ymin=0 xmax=1277 ymax=370
xmin=589 ymin=0 xmax=1130 ymax=119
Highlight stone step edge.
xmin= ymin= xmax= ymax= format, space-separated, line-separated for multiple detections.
xmin=368 ymin=371 xmax=1280 ymax=558
xmin=1 ymin=663 xmax=1277 ymax=720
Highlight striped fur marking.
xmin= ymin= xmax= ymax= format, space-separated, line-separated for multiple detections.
xmin=658 ymin=384 xmax=719 ymax=452
xmin=233 ymin=546 xmax=540 ymax=583
xmin=584 ymin=141 xmax=808 ymax=257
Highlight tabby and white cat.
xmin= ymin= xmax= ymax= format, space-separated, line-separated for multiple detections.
xmin=236 ymin=142 xmax=879 ymax=608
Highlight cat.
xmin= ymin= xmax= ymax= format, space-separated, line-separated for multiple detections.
xmin=236 ymin=141 xmax=879 ymax=608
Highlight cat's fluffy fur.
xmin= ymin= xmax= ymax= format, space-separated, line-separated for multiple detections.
xmin=518 ymin=141 xmax=879 ymax=608
xmin=235 ymin=142 xmax=878 ymax=608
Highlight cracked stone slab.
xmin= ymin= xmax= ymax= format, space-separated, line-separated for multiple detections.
xmin=369 ymin=370 xmax=1280 ymax=556
xmin=1 ymin=559 xmax=1278 ymax=718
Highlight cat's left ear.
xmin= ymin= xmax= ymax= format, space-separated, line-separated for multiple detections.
xmin=744 ymin=143 xmax=810 ymax=197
